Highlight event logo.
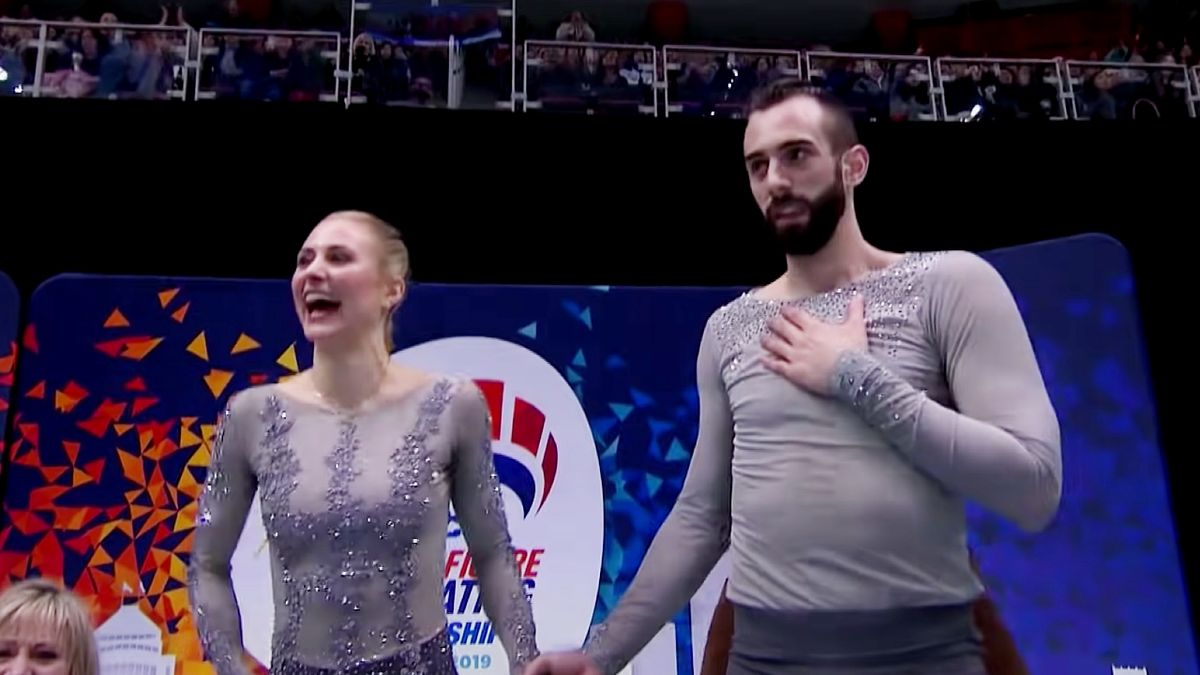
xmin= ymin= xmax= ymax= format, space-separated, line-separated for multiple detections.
xmin=393 ymin=337 xmax=604 ymax=673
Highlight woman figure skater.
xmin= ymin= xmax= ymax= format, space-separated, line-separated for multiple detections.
xmin=188 ymin=211 xmax=539 ymax=675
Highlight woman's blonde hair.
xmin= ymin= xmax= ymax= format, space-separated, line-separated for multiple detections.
xmin=0 ymin=577 xmax=99 ymax=675
xmin=323 ymin=210 xmax=411 ymax=352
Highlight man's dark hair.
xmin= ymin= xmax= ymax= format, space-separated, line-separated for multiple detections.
xmin=745 ymin=78 xmax=860 ymax=153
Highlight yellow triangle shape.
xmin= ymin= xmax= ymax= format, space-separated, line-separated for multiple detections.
xmin=179 ymin=425 xmax=203 ymax=449
xmin=204 ymin=370 xmax=234 ymax=399
xmin=104 ymin=309 xmax=130 ymax=328
xmin=72 ymin=468 xmax=93 ymax=487
xmin=113 ymin=424 xmax=134 ymax=437
xmin=158 ymin=288 xmax=179 ymax=308
xmin=186 ymin=332 xmax=209 ymax=362
xmin=276 ymin=344 xmax=299 ymax=373
xmin=231 ymin=333 xmax=261 ymax=355
xmin=89 ymin=547 xmax=113 ymax=566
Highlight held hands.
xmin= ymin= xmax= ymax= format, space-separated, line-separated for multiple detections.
xmin=524 ymin=651 xmax=601 ymax=675
xmin=761 ymin=294 xmax=868 ymax=396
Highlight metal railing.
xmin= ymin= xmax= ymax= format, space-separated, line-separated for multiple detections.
xmin=662 ymin=45 xmax=802 ymax=118
xmin=806 ymin=51 xmax=937 ymax=122
xmin=1 ymin=19 xmax=190 ymax=100
xmin=935 ymin=57 xmax=1068 ymax=120
xmin=523 ymin=40 xmax=658 ymax=116
xmin=195 ymin=28 xmax=342 ymax=103
xmin=1064 ymin=60 xmax=1194 ymax=119
xmin=6 ymin=18 xmax=1200 ymax=119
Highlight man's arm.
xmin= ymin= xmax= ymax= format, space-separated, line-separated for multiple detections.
xmin=830 ymin=252 xmax=1062 ymax=532
xmin=580 ymin=319 xmax=735 ymax=675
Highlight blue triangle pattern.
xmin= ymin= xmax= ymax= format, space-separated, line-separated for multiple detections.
xmin=517 ymin=322 xmax=537 ymax=339
xmin=600 ymin=435 xmax=620 ymax=459
xmin=646 ymin=439 xmax=663 ymax=461
xmin=609 ymin=403 xmax=634 ymax=421
xmin=573 ymin=349 xmax=588 ymax=367
xmin=606 ymin=355 xmax=628 ymax=369
xmin=591 ymin=417 xmax=617 ymax=440
xmin=648 ymin=418 xmax=674 ymax=438
xmin=562 ymin=300 xmax=583 ymax=318
xmin=646 ymin=474 xmax=663 ymax=497
xmin=573 ymin=384 xmax=585 ymax=400
xmin=629 ymin=388 xmax=655 ymax=407
xmin=566 ymin=367 xmax=584 ymax=384
xmin=579 ymin=307 xmax=593 ymax=330
xmin=666 ymin=438 xmax=691 ymax=462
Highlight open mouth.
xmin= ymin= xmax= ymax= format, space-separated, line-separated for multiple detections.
xmin=304 ymin=295 xmax=342 ymax=319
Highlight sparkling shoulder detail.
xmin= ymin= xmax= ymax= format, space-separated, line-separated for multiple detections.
xmin=710 ymin=251 xmax=946 ymax=373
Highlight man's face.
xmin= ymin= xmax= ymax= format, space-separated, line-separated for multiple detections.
xmin=743 ymin=96 xmax=848 ymax=256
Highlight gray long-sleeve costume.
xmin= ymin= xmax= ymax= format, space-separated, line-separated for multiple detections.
xmin=188 ymin=377 xmax=539 ymax=674
xmin=584 ymin=251 xmax=1062 ymax=674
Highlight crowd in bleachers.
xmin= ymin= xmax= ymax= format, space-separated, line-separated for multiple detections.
xmin=0 ymin=13 xmax=186 ymax=98
xmin=3 ymin=0 xmax=1199 ymax=118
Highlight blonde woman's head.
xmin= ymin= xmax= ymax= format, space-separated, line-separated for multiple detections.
xmin=0 ymin=578 xmax=98 ymax=675
xmin=291 ymin=210 xmax=410 ymax=353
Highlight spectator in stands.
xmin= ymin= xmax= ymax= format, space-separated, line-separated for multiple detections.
xmin=0 ymin=578 xmax=99 ymax=675
xmin=555 ymin=11 xmax=594 ymax=42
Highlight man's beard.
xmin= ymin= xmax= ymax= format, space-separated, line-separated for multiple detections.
xmin=766 ymin=174 xmax=846 ymax=256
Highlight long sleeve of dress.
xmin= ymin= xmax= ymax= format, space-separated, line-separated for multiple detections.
xmin=188 ymin=393 xmax=258 ymax=675
xmin=830 ymin=251 xmax=1062 ymax=533
xmin=449 ymin=382 xmax=540 ymax=674
xmin=582 ymin=321 xmax=734 ymax=675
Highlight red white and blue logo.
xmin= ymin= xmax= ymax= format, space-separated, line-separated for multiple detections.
xmin=476 ymin=379 xmax=559 ymax=519
xmin=393 ymin=337 xmax=604 ymax=671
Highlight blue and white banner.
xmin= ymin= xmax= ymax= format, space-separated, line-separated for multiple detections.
xmin=0 ymin=235 xmax=1193 ymax=675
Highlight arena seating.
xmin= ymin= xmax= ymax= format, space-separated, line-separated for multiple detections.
xmin=2 ymin=7 xmax=1198 ymax=119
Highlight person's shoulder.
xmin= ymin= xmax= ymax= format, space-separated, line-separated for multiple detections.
xmin=396 ymin=368 xmax=488 ymax=419
xmin=223 ymin=382 xmax=277 ymax=419
xmin=704 ymin=291 xmax=758 ymax=334
xmin=922 ymin=250 xmax=1009 ymax=293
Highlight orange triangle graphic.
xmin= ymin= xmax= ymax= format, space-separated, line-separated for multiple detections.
xmin=186 ymin=333 xmax=209 ymax=362
xmin=231 ymin=333 xmax=261 ymax=355
xmin=104 ymin=309 xmax=130 ymax=328
xmin=121 ymin=338 xmax=163 ymax=361
xmin=204 ymin=370 xmax=234 ymax=399
xmin=158 ymin=288 xmax=180 ymax=308
xmin=171 ymin=302 xmax=191 ymax=324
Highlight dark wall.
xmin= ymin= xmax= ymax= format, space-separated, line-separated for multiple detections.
xmin=3 ymin=96 xmax=1197 ymax=625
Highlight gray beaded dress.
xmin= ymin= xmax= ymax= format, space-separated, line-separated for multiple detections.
xmin=582 ymin=251 xmax=1062 ymax=674
xmin=188 ymin=376 xmax=539 ymax=675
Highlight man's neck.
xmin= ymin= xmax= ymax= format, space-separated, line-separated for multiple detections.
xmin=767 ymin=215 xmax=902 ymax=300
xmin=310 ymin=340 xmax=389 ymax=409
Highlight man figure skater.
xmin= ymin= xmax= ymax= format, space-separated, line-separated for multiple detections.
xmin=528 ymin=79 xmax=1061 ymax=675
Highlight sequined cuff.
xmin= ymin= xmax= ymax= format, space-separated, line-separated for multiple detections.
xmin=830 ymin=350 xmax=884 ymax=402
xmin=581 ymin=624 xmax=626 ymax=675
xmin=830 ymin=350 xmax=922 ymax=444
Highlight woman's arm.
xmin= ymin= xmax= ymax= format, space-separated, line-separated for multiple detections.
xmin=188 ymin=393 xmax=258 ymax=675
xmin=449 ymin=380 xmax=540 ymax=674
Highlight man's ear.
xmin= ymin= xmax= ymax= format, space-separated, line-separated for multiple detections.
xmin=842 ymin=144 xmax=870 ymax=188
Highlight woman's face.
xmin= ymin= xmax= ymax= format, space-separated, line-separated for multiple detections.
xmin=0 ymin=621 xmax=69 ymax=675
xmin=291 ymin=216 xmax=401 ymax=349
